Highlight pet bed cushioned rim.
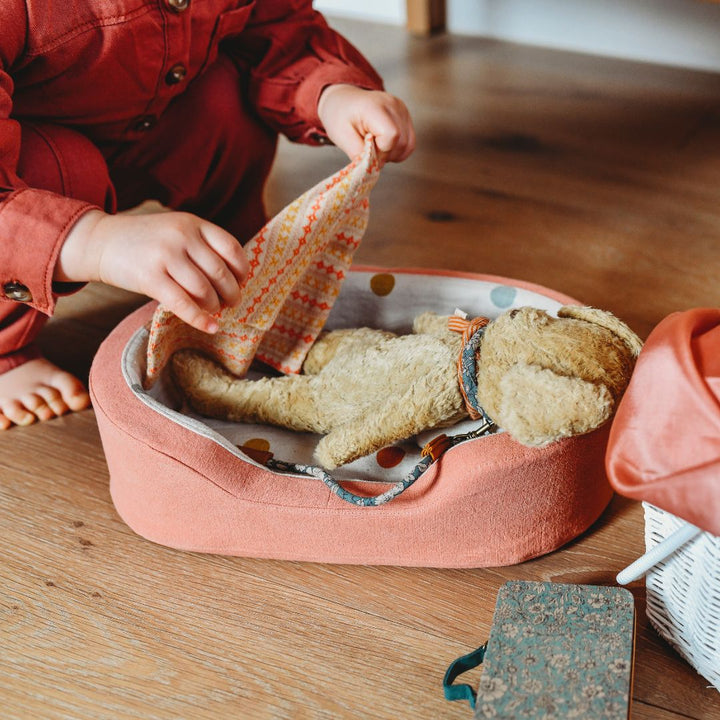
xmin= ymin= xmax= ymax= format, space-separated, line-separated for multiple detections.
xmin=89 ymin=267 xmax=614 ymax=567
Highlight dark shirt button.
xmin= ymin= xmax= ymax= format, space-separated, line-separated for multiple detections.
xmin=166 ymin=64 xmax=187 ymax=85
xmin=3 ymin=281 xmax=32 ymax=303
xmin=311 ymin=132 xmax=331 ymax=146
xmin=167 ymin=0 xmax=189 ymax=11
xmin=134 ymin=115 xmax=157 ymax=132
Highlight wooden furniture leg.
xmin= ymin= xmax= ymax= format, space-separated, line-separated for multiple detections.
xmin=406 ymin=0 xmax=446 ymax=35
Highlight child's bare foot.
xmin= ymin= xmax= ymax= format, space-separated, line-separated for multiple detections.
xmin=0 ymin=358 xmax=91 ymax=429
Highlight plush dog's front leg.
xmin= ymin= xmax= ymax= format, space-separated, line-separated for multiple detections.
xmin=314 ymin=387 xmax=467 ymax=469
xmin=171 ymin=350 xmax=330 ymax=433
xmin=412 ymin=312 xmax=463 ymax=350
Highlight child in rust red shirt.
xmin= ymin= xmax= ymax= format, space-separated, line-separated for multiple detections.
xmin=0 ymin=0 xmax=415 ymax=428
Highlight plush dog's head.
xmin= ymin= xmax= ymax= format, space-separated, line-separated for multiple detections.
xmin=476 ymin=306 xmax=642 ymax=446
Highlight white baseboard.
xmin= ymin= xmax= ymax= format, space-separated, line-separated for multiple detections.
xmin=314 ymin=0 xmax=404 ymax=25
xmin=314 ymin=0 xmax=720 ymax=72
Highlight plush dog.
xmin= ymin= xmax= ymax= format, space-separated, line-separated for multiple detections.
xmin=170 ymin=306 xmax=642 ymax=469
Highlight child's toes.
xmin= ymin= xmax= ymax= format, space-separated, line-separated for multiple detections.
xmin=36 ymin=386 xmax=69 ymax=417
xmin=0 ymin=412 xmax=12 ymax=430
xmin=51 ymin=372 xmax=91 ymax=412
xmin=1 ymin=399 xmax=36 ymax=427
xmin=21 ymin=393 xmax=55 ymax=421
xmin=66 ymin=389 xmax=91 ymax=412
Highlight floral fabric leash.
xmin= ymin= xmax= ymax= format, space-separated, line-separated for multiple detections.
xmin=266 ymin=421 xmax=495 ymax=507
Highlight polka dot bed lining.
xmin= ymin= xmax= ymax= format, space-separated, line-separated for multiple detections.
xmin=125 ymin=268 xmax=570 ymax=485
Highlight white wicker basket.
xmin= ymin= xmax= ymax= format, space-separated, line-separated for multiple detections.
xmin=644 ymin=502 xmax=720 ymax=691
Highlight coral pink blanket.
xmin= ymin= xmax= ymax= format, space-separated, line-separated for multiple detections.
xmin=607 ymin=308 xmax=720 ymax=534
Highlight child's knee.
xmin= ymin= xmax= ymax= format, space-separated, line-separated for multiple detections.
xmin=17 ymin=122 xmax=116 ymax=211
xmin=197 ymin=55 xmax=277 ymax=168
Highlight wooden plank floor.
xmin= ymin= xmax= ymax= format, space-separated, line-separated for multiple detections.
xmin=3 ymin=18 xmax=720 ymax=719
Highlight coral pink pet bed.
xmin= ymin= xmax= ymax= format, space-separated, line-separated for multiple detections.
xmin=89 ymin=267 xmax=613 ymax=567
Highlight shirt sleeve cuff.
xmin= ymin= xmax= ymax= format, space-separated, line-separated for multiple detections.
xmin=0 ymin=188 xmax=98 ymax=316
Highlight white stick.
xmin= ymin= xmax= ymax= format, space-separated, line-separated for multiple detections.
xmin=616 ymin=522 xmax=703 ymax=585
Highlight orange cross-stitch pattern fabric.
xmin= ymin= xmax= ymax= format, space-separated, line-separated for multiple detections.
xmin=145 ymin=136 xmax=380 ymax=386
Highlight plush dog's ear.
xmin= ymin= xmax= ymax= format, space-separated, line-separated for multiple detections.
xmin=557 ymin=306 xmax=643 ymax=358
xmin=492 ymin=363 xmax=614 ymax=446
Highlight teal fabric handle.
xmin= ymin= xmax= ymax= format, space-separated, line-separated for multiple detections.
xmin=266 ymin=421 xmax=495 ymax=507
xmin=443 ymin=643 xmax=487 ymax=709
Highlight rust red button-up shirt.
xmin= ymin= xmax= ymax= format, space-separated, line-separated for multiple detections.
xmin=0 ymin=0 xmax=383 ymax=317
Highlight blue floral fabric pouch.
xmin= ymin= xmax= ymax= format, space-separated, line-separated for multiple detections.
xmin=444 ymin=581 xmax=635 ymax=719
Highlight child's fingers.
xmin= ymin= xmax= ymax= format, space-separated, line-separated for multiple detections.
xmin=199 ymin=222 xmax=249 ymax=284
xmin=330 ymin=127 xmax=367 ymax=162
xmin=155 ymin=274 xmax=220 ymax=334
xmin=165 ymin=256 xmax=223 ymax=315
xmin=363 ymin=101 xmax=415 ymax=163
xmin=390 ymin=111 xmax=416 ymax=161
xmin=318 ymin=86 xmax=415 ymax=163
xmin=377 ymin=108 xmax=415 ymax=161
xmin=186 ymin=238 xmax=243 ymax=308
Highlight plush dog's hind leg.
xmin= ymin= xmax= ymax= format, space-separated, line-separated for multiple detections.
xmin=302 ymin=327 xmax=396 ymax=375
xmin=171 ymin=350 xmax=330 ymax=433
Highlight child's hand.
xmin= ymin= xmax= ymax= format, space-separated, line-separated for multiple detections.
xmin=317 ymin=84 xmax=415 ymax=165
xmin=57 ymin=209 xmax=248 ymax=333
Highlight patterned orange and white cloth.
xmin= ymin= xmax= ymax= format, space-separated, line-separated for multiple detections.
xmin=145 ymin=135 xmax=380 ymax=386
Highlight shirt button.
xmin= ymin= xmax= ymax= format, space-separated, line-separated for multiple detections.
xmin=165 ymin=64 xmax=187 ymax=85
xmin=3 ymin=281 xmax=33 ymax=303
xmin=311 ymin=132 xmax=331 ymax=145
xmin=167 ymin=0 xmax=189 ymax=11
xmin=134 ymin=115 xmax=157 ymax=132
